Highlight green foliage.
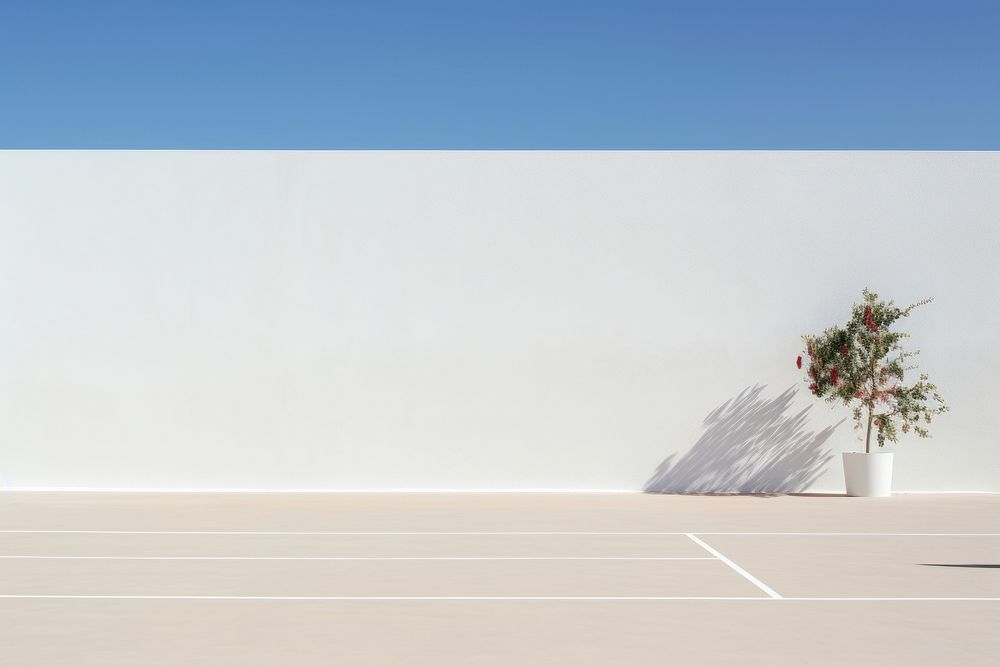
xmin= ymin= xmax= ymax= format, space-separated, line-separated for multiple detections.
xmin=799 ymin=288 xmax=947 ymax=452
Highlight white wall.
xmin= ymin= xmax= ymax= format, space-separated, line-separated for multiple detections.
xmin=1 ymin=150 xmax=997 ymax=492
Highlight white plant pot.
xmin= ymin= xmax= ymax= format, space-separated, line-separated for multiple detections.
xmin=842 ymin=452 xmax=894 ymax=497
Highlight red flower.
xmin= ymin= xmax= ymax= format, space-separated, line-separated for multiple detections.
xmin=864 ymin=305 xmax=877 ymax=332
xmin=807 ymin=344 xmax=813 ymax=356
xmin=853 ymin=390 xmax=865 ymax=399
xmin=830 ymin=368 xmax=839 ymax=384
xmin=840 ymin=345 xmax=849 ymax=357
xmin=809 ymin=383 xmax=818 ymax=393
xmin=796 ymin=355 xmax=802 ymax=369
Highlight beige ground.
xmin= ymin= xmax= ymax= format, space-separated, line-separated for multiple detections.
xmin=1 ymin=492 xmax=998 ymax=665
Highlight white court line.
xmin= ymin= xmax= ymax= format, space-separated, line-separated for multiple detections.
xmin=0 ymin=556 xmax=714 ymax=561
xmin=1 ymin=530 xmax=998 ymax=536
xmin=0 ymin=595 xmax=997 ymax=601
xmin=695 ymin=531 xmax=1000 ymax=537
xmin=784 ymin=598 xmax=1000 ymax=601
xmin=0 ymin=595 xmax=768 ymax=600
xmin=0 ymin=530 xmax=684 ymax=535
xmin=686 ymin=533 xmax=782 ymax=599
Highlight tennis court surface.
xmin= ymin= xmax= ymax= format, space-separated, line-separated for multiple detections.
xmin=2 ymin=492 xmax=998 ymax=665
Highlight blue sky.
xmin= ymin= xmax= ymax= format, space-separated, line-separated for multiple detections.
xmin=1 ymin=1 xmax=997 ymax=149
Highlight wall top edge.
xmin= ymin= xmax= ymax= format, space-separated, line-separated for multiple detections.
xmin=1 ymin=149 xmax=999 ymax=155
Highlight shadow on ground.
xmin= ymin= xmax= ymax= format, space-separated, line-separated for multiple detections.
xmin=644 ymin=385 xmax=842 ymax=495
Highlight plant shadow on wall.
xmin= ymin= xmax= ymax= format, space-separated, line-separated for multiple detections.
xmin=644 ymin=385 xmax=843 ymax=494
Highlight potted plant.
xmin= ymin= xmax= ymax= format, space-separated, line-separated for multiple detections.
xmin=798 ymin=289 xmax=947 ymax=497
